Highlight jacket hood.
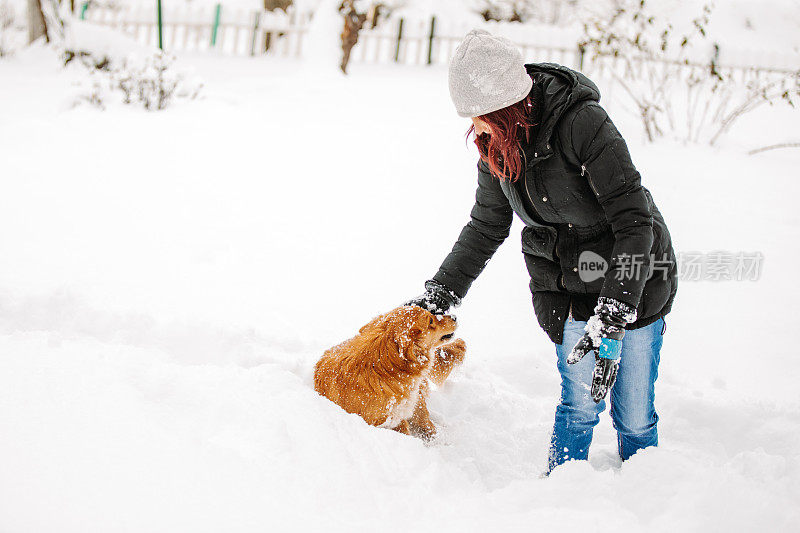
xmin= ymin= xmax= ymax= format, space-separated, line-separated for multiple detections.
xmin=523 ymin=63 xmax=601 ymax=165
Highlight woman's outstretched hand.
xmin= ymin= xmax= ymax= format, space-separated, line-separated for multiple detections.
xmin=567 ymin=297 xmax=638 ymax=403
xmin=405 ymin=280 xmax=462 ymax=316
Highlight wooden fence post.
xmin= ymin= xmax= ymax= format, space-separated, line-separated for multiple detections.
xmin=426 ymin=15 xmax=435 ymax=65
xmin=250 ymin=10 xmax=260 ymax=56
xmin=394 ymin=17 xmax=403 ymax=63
xmin=210 ymin=3 xmax=221 ymax=47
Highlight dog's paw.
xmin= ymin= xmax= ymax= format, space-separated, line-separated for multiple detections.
xmin=409 ymin=420 xmax=437 ymax=442
xmin=438 ymin=338 xmax=466 ymax=364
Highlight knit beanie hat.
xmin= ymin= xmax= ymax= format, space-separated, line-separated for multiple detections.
xmin=448 ymin=29 xmax=532 ymax=118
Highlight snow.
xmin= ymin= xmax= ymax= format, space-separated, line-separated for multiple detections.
xmin=585 ymin=314 xmax=606 ymax=348
xmin=62 ymin=14 xmax=154 ymax=61
xmin=2 ymin=11 xmax=800 ymax=533
xmin=301 ymin=0 xmax=342 ymax=75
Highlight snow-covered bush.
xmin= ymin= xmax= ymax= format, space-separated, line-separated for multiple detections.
xmin=61 ymin=16 xmax=201 ymax=110
xmin=63 ymin=15 xmax=149 ymax=69
xmin=581 ymin=0 xmax=715 ymax=142
xmin=0 ymin=1 xmax=13 ymax=55
xmin=0 ymin=0 xmax=24 ymax=57
xmin=704 ymin=69 xmax=800 ymax=146
xmin=122 ymin=52 xmax=202 ymax=110
xmin=75 ymin=68 xmax=112 ymax=108
xmin=580 ymin=0 xmax=800 ymax=145
xmin=73 ymin=51 xmax=203 ymax=111
xmin=477 ymin=0 xmax=578 ymax=25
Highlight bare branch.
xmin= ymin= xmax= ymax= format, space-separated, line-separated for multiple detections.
xmin=748 ymin=142 xmax=800 ymax=155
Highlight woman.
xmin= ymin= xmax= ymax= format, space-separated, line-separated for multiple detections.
xmin=407 ymin=30 xmax=677 ymax=473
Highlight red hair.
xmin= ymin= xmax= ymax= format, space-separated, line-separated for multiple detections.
xmin=467 ymin=89 xmax=536 ymax=182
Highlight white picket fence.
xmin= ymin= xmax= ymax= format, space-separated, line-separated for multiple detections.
xmin=81 ymin=4 xmax=799 ymax=81
xmin=81 ymin=4 xmax=588 ymax=66
xmin=83 ymin=5 xmax=311 ymax=56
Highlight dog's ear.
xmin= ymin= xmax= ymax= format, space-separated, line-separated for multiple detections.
xmin=390 ymin=308 xmax=424 ymax=352
xmin=410 ymin=307 xmax=436 ymax=336
xmin=426 ymin=314 xmax=436 ymax=330
xmin=397 ymin=322 xmax=423 ymax=345
xmin=394 ymin=328 xmax=415 ymax=359
xmin=359 ymin=313 xmax=385 ymax=335
xmin=408 ymin=323 xmax=424 ymax=339
xmin=416 ymin=309 xmax=437 ymax=333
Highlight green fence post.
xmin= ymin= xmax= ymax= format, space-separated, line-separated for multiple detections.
xmin=426 ymin=16 xmax=436 ymax=65
xmin=211 ymin=3 xmax=222 ymax=48
xmin=249 ymin=10 xmax=260 ymax=56
xmin=79 ymin=1 xmax=89 ymax=20
xmin=156 ymin=0 xmax=163 ymax=50
xmin=394 ymin=18 xmax=403 ymax=63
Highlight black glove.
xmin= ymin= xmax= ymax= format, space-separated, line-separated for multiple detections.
xmin=405 ymin=280 xmax=461 ymax=315
xmin=567 ymin=297 xmax=637 ymax=403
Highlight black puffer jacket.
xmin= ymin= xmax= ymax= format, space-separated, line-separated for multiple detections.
xmin=432 ymin=63 xmax=677 ymax=344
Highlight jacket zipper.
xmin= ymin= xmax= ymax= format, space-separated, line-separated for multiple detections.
xmin=521 ymin=144 xmax=560 ymax=261
xmin=525 ymin=180 xmax=536 ymax=209
xmin=519 ymin=143 xmax=537 ymax=208
xmin=581 ymin=164 xmax=600 ymax=197
xmin=517 ymin=141 xmax=536 ymax=206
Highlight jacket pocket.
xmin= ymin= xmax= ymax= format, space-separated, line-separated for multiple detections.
xmin=568 ymin=230 xmax=615 ymax=294
xmin=581 ymin=143 xmax=626 ymax=199
xmin=521 ymin=225 xmax=558 ymax=261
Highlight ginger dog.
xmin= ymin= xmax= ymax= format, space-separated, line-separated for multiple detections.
xmin=314 ymin=305 xmax=466 ymax=440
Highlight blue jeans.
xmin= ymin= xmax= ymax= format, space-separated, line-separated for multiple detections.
xmin=548 ymin=315 xmax=665 ymax=471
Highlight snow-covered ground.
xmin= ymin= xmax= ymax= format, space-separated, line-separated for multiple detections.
xmin=1 ymin=41 xmax=799 ymax=531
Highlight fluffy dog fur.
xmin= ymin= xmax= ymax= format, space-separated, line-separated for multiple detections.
xmin=314 ymin=305 xmax=466 ymax=440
